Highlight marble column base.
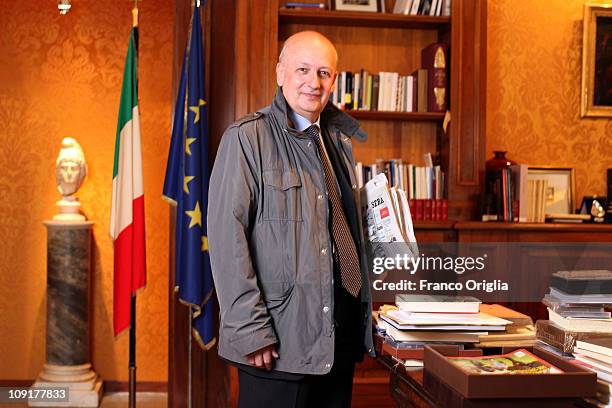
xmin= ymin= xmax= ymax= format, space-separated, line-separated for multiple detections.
xmin=29 ymin=364 xmax=102 ymax=407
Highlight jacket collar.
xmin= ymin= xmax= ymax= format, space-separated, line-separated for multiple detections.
xmin=271 ymin=87 xmax=366 ymax=141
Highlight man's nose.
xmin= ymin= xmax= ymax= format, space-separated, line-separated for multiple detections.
xmin=306 ymin=71 xmax=320 ymax=89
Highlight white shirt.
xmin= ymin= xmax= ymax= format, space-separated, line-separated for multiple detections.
xmin=288 ymin=109 xmax=341 ymax=197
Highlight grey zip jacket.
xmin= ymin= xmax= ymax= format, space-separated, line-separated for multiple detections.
xmin=208 ymin=89 xmax=375 ymax=375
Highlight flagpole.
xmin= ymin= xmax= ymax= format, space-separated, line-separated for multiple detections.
xmin=188 ymin=307 xmax=193 ymax=408
xmin=129 ymin=296 xmax=137 ymax=408
xmin=128 ymin=6 xmax=138 ymax=408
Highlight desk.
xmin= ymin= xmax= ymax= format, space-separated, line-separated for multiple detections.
xmin=377 ymin=356 xmax=437 ymax=408
xmin=377 ymin=355 xmax=584 ymax=408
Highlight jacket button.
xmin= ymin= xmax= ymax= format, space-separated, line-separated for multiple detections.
xmin=323 ymin=306 xmax=329 ymax=313
xmin=317 ymin=194 xmax=323 ymax=200
xmin=321 ymin=248 xmax=327 ymax=255
xmin=352 ymin=184 xmax=357 ymax=189
xmin=308 ymin=141 xmax=312 ymax=147
xmin=325 ymin=363 xmax=331 ymax=369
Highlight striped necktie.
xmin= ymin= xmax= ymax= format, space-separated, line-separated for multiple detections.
xmin=306 ymin=124 xmax=361 ymax=298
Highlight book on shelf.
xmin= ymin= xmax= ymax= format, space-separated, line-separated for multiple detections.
xmin=395 ymin=294 xmax=481 ymax=313
xmin=411 ymin=68 xmax=428 ymax=112
xmin=448 ymin=348 xmax=563 ymax=375
xmin=421 ymin=43 xmax=447 ymax=112
xmin=282 ymin=2 xmax=327 ymax=9
xmin=510 ymin=164 xmax=528 ymax=222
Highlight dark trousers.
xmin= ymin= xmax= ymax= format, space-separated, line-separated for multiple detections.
xmin=237 ymin=363 xmax=356 ymax=408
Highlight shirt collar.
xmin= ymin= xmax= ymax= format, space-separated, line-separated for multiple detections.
xmin=288 ymin=108 xmax=320 ymax=132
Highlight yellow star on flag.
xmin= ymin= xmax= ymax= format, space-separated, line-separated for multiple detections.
xmin=189 ymin=99 xmax=207 ymax=124
xmin=201 ymin=236 xmax=208 ymax=252
xmin=184 ymin=176 xmax=195 ymax=194
xmin=185 ymin=201 xmax=202 ymax=228
xmin=185 ymin=137 xmax=196 ymax=156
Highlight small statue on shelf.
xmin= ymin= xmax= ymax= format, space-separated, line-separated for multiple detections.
xmin=54 ymin=137 xmax=87 ymax=221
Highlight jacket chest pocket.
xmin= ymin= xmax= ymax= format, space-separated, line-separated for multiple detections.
xmin=262 ymin=170 xmax=303 ymax=221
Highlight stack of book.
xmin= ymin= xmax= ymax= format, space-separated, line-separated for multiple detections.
xmin=535 ymin=270 xmax=612 ymax=406
xmin=572 ymin=339 xmax=612 ymax=408
xmin=377 ymin=295 xmax=513 ymax=366
xmin=544 ymin=270 xmax=612 ymax=334
xmin=355 ymin=155 xmax=448 ymax=221
xmin=331 ymin=43 xmax=448 ymax=113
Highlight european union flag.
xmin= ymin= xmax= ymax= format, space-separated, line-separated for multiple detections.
xmin=163 ymin=3 xmax=215 ymax=350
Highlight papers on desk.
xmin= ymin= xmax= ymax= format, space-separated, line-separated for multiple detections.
xmin=381 ymin=309 xmax=511 ymax=331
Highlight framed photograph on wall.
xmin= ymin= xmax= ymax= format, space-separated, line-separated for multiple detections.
xmin=528 ymin=167 xmax=576 ymax=215
xmin=334 ymin=0 xmax=378 ymax=12
xmin=581 ymin=3 xmax=612 ymax=117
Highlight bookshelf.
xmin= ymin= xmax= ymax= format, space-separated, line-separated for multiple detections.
xmin=279 ymin=8 xmax=451 ymax=28
xmin=200 ymin=1 xmax=488 ymax=404
xmin=227 ymin=0 xmax=487 ymax=220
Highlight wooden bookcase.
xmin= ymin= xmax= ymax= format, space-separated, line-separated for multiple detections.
xmin=228 ymin=0 xmax=487 ymax=221
xmin=172 ymin=1 xmax=488 ymax=407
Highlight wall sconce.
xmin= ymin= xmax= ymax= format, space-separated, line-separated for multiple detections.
xmin=58 ymin=0 xmax=71 ymax=15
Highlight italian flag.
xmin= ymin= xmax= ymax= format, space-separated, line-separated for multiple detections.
xmin=110 ymin=27 xmax=146 ymax=337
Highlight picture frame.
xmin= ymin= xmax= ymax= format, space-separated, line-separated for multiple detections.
xmin=580 ymin=3 xmax=612 ymax=118
xmin=334 ymin=0 xmax=379 ymax=12
xmin=527 ymin=166 xmax=576 ymax=215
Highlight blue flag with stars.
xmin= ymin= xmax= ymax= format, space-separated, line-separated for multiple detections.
xmin=162 ymin=3 xmax=215 ymax=350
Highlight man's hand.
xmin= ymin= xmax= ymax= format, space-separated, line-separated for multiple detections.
xmin=246 ymin=344 xmax=279 ymax=371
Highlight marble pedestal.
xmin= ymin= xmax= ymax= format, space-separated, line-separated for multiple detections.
xmin=30 ymin=221 xmax=102 ymax=407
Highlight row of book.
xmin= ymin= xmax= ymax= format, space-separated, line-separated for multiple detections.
xmin=535 ymin=270 xmax=612 ymax=408
xmin=331 ymin=43 xmax=448 ymax=113
xmin=331 ymin=70 xmax=425 ymax=112
xmin=392 ymin=0 xmax=451 ymax=17
xmin=355 ymin=158 xmax=445 ymax=200
xmin=483 ymin=164 xmax=551 ymax=223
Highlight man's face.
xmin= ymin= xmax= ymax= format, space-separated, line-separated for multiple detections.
xmin=276 ymin=38 xmax=337 ymax=123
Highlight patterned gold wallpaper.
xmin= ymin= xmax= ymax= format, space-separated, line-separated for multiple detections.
xmin=487 ymin=0 xmax=612 ymax=205
xmin=0 ymin=1 xmax=172 ymax=381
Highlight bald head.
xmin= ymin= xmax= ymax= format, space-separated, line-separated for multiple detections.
xmin=276 ymin=31 xmax=338 ymax=123
xmin=279 ymin=31 xmax=338 ymax=66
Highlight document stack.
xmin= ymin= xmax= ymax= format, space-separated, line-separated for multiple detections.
xmin=572 ymin=339 xmax=612 ymax=408
xmin=376 ymin=295 xmax=513 ymax=367
xmin=535 ymin=270 xmax=612 ymax=407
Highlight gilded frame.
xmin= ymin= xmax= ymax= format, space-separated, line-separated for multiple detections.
xmin=581 ymin=3 xmax=612 ymax=117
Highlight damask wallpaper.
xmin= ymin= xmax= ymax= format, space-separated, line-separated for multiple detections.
xmin=487 ymin=0 xmax=612 ymax=204
xmin=2 ymin=0 xmax=611 ymax=385
xmin=0 ymin=1 xmax=173 ymax=381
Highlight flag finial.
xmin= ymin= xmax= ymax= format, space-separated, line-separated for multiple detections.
xmin=132 ymin=6 xmax=138 ymax=27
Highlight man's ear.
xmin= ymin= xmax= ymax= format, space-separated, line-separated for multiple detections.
xmin=276 ymin=62 xmax=285 ymax=87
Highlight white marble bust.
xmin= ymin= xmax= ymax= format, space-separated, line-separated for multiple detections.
xmin=56 ymin=137 xmax=87 ymax=197
xmin=54 ymin=138 xmax=87 ymax=221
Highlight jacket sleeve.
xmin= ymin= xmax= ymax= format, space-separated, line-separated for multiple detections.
xmin=208 ymin=123 xmax=277 ymax=356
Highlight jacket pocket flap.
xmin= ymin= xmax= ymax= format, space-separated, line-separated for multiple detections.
xmin=263 ymin=170 xmax=301 ymax=190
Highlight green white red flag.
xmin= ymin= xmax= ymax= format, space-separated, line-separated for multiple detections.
xmin=110 ymin=26 xmax=146 ymax=337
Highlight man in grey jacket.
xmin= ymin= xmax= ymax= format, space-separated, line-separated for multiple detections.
xmin=208 ymin=31 xmax=374 ymax=408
